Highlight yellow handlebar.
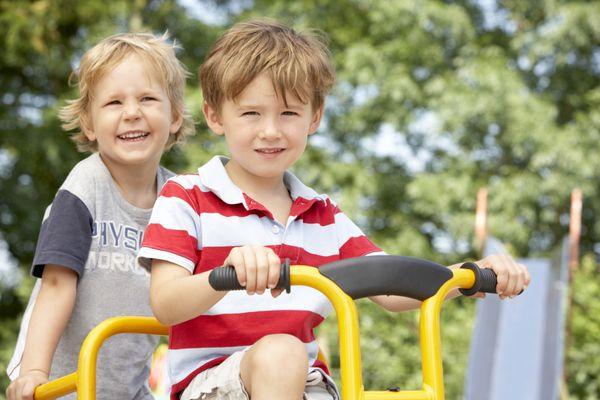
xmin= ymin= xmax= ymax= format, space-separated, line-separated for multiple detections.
xmin=34 ymin=267 xmax=476 ymax=400
xmin=34 ymin=317 xmax=168 ymax=400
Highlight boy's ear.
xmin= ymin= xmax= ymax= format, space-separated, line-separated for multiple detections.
xmin=170 ymin=111 xmax=184 ymax=134
xmin=203 ymin=101 xmax=224 ymax=135
xmin=81 ymin=114 xmax=97 ymax=142
xmin=308 ymin=104 xmax=325 ymax=136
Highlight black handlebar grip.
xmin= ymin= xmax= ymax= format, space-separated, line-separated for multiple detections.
xmin=477 ymin=268 xmax=500 ymax=293
xmin=208 ymin=258 xmax=291 ymax=293
xmin=459 ymin=262 xmax=498 ymax=296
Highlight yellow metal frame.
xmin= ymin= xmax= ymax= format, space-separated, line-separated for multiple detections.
xmin=34 ymin=267 xmax=476 ymax=400
xmin=34 ymin=317 xmax=168 ymax=399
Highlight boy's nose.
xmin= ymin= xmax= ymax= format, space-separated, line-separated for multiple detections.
xmin=123 ymin=101 xmax=142 ymax=120
xmin=258 ymin=118 xmax=281 ymax=140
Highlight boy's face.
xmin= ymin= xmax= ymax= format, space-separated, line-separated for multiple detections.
xmin=203 ymin=73 xmax=323 ymax=186
xmin=85 ymin=54 xmax=182 ymax=171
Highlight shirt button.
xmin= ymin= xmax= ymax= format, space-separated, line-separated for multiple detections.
xmin=272 ymin=225 xmax=280 ymax=234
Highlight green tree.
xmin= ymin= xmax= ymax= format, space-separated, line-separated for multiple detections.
xmin=569 ymin=255 xmax=600 ymax=399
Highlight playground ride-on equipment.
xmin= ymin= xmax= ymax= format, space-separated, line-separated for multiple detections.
xmin=34 ymin=255 xmax=504 ymax=400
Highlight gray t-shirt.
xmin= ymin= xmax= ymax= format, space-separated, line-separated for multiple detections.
xmin=7 ymin=153 xmax=173 ymax=399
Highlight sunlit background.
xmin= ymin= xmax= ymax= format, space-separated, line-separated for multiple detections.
xmin=1 ymin=1 xmax=599 ymax=399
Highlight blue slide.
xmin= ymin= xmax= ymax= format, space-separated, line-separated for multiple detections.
xmin=464 ymin=237 xmax=569 ymax=400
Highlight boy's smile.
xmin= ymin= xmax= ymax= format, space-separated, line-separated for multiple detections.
xmin=117 ymin=129 xmax=150 ymax=142
xmin=255 ymin=146 xmax=285 ymax=158
xmin=204 ymin=73 xmax=323 ymax=192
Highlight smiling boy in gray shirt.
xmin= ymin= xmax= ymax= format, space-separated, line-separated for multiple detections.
xmin=6 ymin=32 xmax=194 ymax=400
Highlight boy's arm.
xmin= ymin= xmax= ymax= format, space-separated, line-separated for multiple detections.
xmin=150 ymin=260 xmax=226 ymax=326
xmin=369 ymin=295 xmax=423 ymax=312
xmin=369 ymin=255 xmax=530 ymax=312
xmin=7 ymin=265 xmax=77 ymax=400
xmin=369 ymin=284 xmax=462 ymax=312
xmin=369 ymin=264 xmax=463 ymax=312
xmin=150 ymin=246 xmax=282 ymax=326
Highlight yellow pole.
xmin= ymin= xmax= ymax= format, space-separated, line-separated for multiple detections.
xmin=291 ymin=266 xmax=364 ymax=400
xmin=34 ymin=372 xmax=77 ymax=400
xmin=419 ymin=268 xmax=475 ymax=399
xmin=77 ymin=317 xmax=168 ymax=399
xmin=364 ymin=390 xmax=431 ymax=399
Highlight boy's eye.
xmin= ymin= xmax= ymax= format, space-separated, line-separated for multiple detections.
xmin=282 ymin=111 xmax=299 ymax=116
xmin=241 ymin=111 xmax=259 ymax=116
xmin=141 ymin=96 xmax=157 ymax=102
xmin=105 ymin=100 xmax=121 ymax=106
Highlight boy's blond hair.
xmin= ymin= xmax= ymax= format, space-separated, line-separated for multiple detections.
xmin=59 ymin=32 xmax=194 ymax=152
xmin=199 ymin=19 xmax=335 ymax=112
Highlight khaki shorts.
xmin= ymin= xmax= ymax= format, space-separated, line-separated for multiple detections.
xmin=180 ymin=350 xmax=339 ymax=400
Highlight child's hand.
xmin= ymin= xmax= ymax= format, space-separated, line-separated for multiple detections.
xmin=475 ymin=254 xmax=530 ymax=299
xmin=224 ymin=246 xmax=283 ymax=297
xmin=6 ymin=370 xmax=48 ymax=400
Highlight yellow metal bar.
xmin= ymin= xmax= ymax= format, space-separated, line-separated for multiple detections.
xmin=293 ymin=266 xmax=477 ymax=400
xmin=291 ymin=266 xmax=364 ymax=400
xmin=364 ymin=390 xmax=431 ymax=399
xmin=419 ymin=268 xmax=475 ymax=400
xmin=34 ymin=372 xmax=77 ymax=400
xmin=34 ymin=316 xmax=167 ymax=400
xmin=317 ymin=348 xmax=328 ymax=364
xmin=77 ymin=317 xmax=169 ymax=400
xmin=77 ymin=316 xmax=168 ymax=399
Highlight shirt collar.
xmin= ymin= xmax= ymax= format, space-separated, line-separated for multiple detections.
xmin=197 ymin=155 xmax=327 ymax=206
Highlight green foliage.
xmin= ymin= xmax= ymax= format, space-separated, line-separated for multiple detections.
xmin=238 ymin=0 xmax=600 ymax=259
xmin=319 ymin=298 xmax=474 ymax=398
xmin=0 ymin=276 xmax=35 ymax=397
xmin=318 ymin=304 xmax=425 ymax=391
xmin=568 ymin=255 xmax=600 ymax=399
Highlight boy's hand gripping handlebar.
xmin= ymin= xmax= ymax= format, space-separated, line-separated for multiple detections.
xmin=457 ymin=261 xmax=499 ymax=296
xmin=208 ymin=258 xmax=291 ymax=293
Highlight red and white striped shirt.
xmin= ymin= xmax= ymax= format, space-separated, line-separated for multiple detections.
xmin=138 ymin=156 xmax=381 ymax=398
